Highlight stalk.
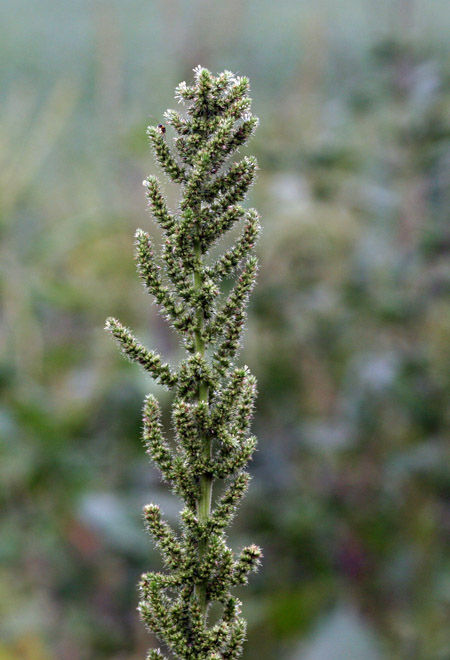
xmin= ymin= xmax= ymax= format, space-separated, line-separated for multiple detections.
xmin=193 ymin=238 xmax=212 ymax=616
xmin=106 ymin=66 xmax=262 ymax=660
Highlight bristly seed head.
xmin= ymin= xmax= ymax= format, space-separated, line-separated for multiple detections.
xmin=106 ymin=65 xmax=261 ymax=659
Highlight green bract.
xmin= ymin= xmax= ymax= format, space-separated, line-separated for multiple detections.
xmin=106 ymin=66 xmax=261 ymax=659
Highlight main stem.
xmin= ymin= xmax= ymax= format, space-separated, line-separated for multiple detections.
xmin=193 ymin=240 xmax=212 ymax=618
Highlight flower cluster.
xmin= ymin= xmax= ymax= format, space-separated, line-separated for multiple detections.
xmin=106 ymin=66 xmax=261 ymax=659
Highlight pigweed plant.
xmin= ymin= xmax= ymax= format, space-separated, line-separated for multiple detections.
xmin=106 ymin=66 xmax=262 ymax=659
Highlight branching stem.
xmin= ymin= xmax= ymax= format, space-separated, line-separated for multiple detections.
xmin=107 ymin=66 xmax=262 ymax=659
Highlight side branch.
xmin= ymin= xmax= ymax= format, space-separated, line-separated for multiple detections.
xmin=143 ymin=176 xmax=177 ymax=234
xmin=208 ymin=210 xmax=260 ymax=282
xmin=105 ymin=317 xmax=177 ymax=387
xmin=147 ymin=125 xmax=187 ymax=183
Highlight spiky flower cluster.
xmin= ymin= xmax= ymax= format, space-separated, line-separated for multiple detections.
xmin=105 ymin=66 xmax=262 ymax=659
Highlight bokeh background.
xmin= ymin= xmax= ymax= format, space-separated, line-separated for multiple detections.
xmin=1 ymin=1 xmax=449 ymax=658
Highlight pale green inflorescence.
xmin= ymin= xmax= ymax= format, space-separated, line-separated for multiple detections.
xmin=105 ymin=66 xmax=262 ymax=659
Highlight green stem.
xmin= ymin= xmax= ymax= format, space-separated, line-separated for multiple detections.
xmin=193 ymin=240 xmax=212 ymax=618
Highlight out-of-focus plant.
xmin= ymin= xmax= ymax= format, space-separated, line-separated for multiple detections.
xmin=243 ymin=36 xmax=450 ymax=659
xmin=106 ymin=66 xmax=262 ymax=659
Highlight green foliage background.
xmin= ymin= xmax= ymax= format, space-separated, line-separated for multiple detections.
xmin=1 ymin=1 xmax=449 ymax=658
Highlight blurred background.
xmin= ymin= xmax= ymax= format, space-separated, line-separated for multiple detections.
xmin=1 ymin=1 xmax=449 ymax=658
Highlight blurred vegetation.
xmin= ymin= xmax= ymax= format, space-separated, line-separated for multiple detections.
xmin=1 ymin=1 xmax=449 ymax=658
